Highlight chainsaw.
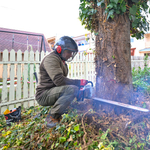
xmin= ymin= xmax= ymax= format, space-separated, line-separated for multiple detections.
xmin=77 ymin=81 xmax=94 ymax=101
xmin=77 ymin=81 xmax=149 ymax=113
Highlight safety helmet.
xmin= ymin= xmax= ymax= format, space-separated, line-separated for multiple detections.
xmin=53 ymin=36 xmax=78 ymax=62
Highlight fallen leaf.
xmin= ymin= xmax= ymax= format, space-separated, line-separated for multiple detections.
xmin=67 ymin=135 xmax=73 ymax=142
xmin=147 ymin=123 xmax=150 ymax=129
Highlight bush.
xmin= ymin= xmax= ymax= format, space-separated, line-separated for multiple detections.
xmin=132 ymin=54 xmax=150 ymax=94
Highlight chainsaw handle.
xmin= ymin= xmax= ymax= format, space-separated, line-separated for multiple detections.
xmin=87 ymin=81 xmax=93 ymax=87
xmin=79 ymin=81 xmax=93 ymax=89
xmin=77 ymin=81 xmax=93 ymax=101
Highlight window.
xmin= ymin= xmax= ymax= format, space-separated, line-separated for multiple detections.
xmin=78 ymin=40 xmax=89 ymax=46
xmin=144 ymin=53 xmax=150 ymax=56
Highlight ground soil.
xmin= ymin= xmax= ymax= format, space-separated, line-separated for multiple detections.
xmin=71 ymin=92 xmax=150 ymax=149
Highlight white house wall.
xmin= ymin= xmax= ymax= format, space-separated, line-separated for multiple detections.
xmin=131 ymin=37 xmax=145 ymax=56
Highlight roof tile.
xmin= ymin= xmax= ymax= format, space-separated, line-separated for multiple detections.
xmin=0 ymin=27 xmax=51 ymax=53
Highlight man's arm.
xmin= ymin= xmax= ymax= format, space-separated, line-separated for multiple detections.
xmin=43 ymin=55 xmax=81 ymax=87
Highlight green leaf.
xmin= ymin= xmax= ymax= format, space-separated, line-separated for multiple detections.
xmin=107 ymin=3 xmax=114 ymax=9
xmin=137 ymin=142 xmax=145 ymax=147
xmin=101 ymin=3 xmax=105 ymax=8
xmin=111 ymin=140 xmax=118 ymax=146
xmin=129 ymin=5 xmax=137 ymax=15
xmin=131 ymin=0 xmax=139 ymax=2
xmin=64 ymin=141 xmax=69 ymax=147
xmin=107 ymin=9 xmax=114 ymax=19
xmin=129 ymin=138 xmax=133 ymax=144
xmin=59 ymin=137 xmax=66 ymax=143
xmin=51 ymin=143 xmax=54 ymax=149
xmin=141 ymin=137 xmax=145 ymax=141
xmin=94 ymin=32 xmax=99 ymax=36
xmin=125 ymin=147 xmax=131 ymax=150
xmin=132 ymin=20 xmax=138 ymax=28
xmin=121 ymin=5 xmax=126 ymax=13
xmin=90 ymin=9 xmax=97 ymax=15
xmin=112 ymin=55 xmax=115 ymax=59
xmin=131 ymin=15 xmax=136 ymax=21
xmin=97 ymin=0 xmax=104 ymax=7
xmin=142 ymin=102 xmax=147 ymax=108
xmin=101 ymin=129 xmax=110 ymax=140
xmin=74 ymin=124 xmax=80 ymax=132
xmin=74 ymin=141 xmax=78 ymax=146
xmin=55 ymin=143 xmax=59 ymax=147
xmin=116 ymin=10 xmax=120 ymax=14
xmin=82 ymin=9 xmax=88 ymax=15
xmin=110 ymin=0 xmax=119 ymax=4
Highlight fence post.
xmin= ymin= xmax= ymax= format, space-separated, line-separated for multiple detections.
xmin=35 ymin=50 xmax=40 ymax=106
xmin=91 ymin=53 xmax=94 ymax=82
xmin=9 ymin=49 xmax=15 ymax=110
xmin=35 ymin=50 xmax=39 ymax=84
xmin=74 ymin=53 xmax=77 ymax=79
xmin=29 ymin=50 xmax=34 ymax=107
xmin=41 ymin=51 xmax=45 ymax=61
xmin=71 ymin=59 xmax=73 ymax=79
xmin=1 ymin=50 xmax=8 ymax=113
xmin=23 ymin=50 xmax=28 ymax=108
xmin=80 ymin=53 xmax=83 ymax=78
xmin=84 ymin=53 xmax=88 ymax=79
xmin=16 ymin=50 xmax=22 ymax=108
xmin=77 ymin=53 xmax=80 ymax=78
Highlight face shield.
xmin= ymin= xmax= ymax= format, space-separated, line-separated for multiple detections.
xmin=61 ymin=49 xmax=77 ymax=62
xmin=54 ymin=36 xmax=78 ymax=62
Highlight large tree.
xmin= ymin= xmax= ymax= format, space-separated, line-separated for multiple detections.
xmin=79 ymin=0 xmax=150 ymax=106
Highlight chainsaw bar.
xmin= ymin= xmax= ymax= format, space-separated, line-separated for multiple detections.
xmin=92 ymin=97 xmax=149 ymax=112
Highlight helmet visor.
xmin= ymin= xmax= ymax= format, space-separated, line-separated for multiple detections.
xmin=61 ymin=49 xmax=77 ymax=62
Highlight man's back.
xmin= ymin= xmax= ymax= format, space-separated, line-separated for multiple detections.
xmin=36 ymin=51 xmax=68 ymax=99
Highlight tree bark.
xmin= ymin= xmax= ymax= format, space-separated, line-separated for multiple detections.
xmin=95 ymin=11 xmax=133 ymax=106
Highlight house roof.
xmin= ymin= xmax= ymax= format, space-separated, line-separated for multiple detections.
xmin=0 ymin=27 xmax=51 ymax=52
xmin=139 ymin=48 xmax=150 ymax=53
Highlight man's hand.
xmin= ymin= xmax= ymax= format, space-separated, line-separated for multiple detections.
xmin=80 ymin=79 xmax=88 ymax=86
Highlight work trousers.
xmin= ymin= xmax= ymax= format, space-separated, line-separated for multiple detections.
xmin=36 ymin=85 xmax=79 ymax=119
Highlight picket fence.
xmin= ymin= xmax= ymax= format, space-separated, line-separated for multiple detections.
xmin=0 ymin=49 xmax=96 ymax=114
xmin=0 ymin=49 xmax=150 ymax=114
xmin=131 ymin=55 xmax=150 ymax=69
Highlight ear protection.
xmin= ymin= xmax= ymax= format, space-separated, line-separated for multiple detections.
xmin=56 ymin=45 xmax=62 ymax=54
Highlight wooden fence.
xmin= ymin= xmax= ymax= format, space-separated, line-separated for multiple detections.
xmin=131 ymin=56 xmax=150 ymax=69
xmin=0 ymin=50 xmax=95 ymax=114
xmin=0 ymin=49 xmax=150 ymax=114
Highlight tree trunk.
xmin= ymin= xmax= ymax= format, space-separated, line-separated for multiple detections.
xmin=95 ymin=12 xmax=133 ymax=108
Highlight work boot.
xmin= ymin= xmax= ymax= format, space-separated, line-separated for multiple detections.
xmin=45 ymin=113 xmax=61 ymax=128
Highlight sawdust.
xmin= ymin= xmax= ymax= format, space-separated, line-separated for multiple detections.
xmin=71 ymin=93 xmax=150 ymax=149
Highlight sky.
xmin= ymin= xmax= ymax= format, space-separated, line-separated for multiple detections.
xmin=0 ymin=0 xmax=88 ymax=38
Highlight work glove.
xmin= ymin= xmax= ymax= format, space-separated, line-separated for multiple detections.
xmin=80 ymin=79 xmax=88 ymax=86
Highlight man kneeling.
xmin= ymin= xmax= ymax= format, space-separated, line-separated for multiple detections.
xmin=35 ymin=36 xmax=88 ymax=128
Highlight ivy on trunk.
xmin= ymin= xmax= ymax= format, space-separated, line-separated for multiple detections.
xmin=79 ymin=0 xmax=150 ymax=106
xmin=95 ymin=14 xmax=132 ymax=105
